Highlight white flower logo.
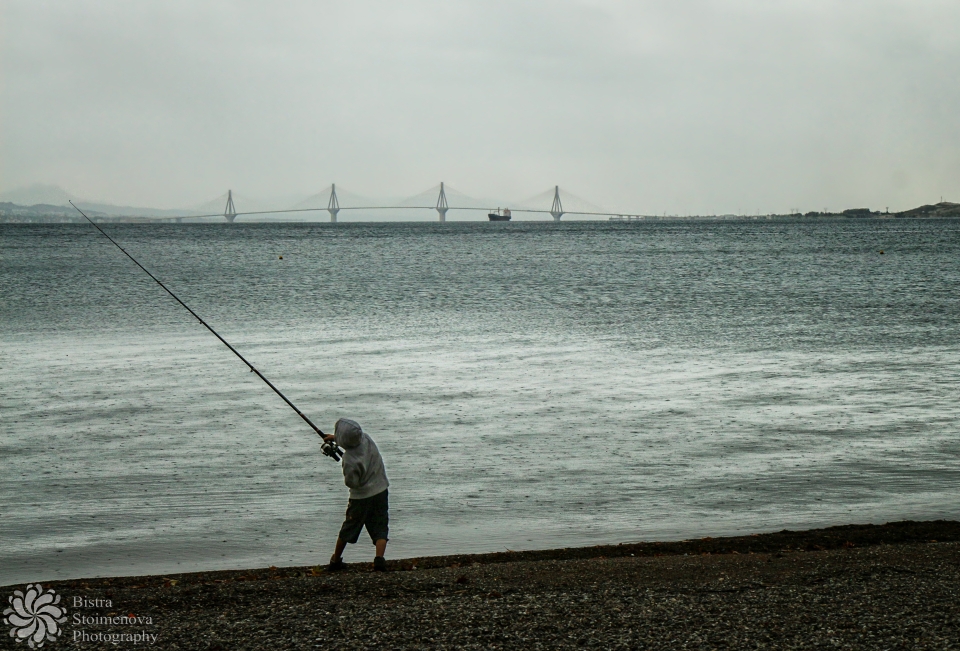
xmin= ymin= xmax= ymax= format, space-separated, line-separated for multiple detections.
xmin=4 ymin=585 xmax=67 ymax=648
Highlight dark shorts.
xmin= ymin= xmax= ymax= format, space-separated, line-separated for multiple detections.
xmin=338 ymin=489 xmax=389 ymax=544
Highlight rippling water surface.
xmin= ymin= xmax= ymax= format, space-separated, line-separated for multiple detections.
xmin=2 ymin=220 xmax=959 ymax=584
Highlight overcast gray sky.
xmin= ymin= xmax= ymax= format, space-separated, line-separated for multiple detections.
xmin=2 ymin=0 xmax=958 ymax=214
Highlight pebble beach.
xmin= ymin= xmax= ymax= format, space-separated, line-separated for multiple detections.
xmin=17 ymin=520 xmax=959 ymax=650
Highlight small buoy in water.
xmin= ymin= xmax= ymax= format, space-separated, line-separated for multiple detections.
xmin=279 ymin=255 xmax=283 ymax=259
xmin=879 ymin=250 xmax=884 ymax=254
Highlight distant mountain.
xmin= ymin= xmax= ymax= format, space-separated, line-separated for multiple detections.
xmin=0 ymin=202 xmax=83 ymax=215
xmin=896 ymin=202 xmax=960 ymax=219
xmin=0 ymin=184 xmax=77 ymax=206
xmin=0 ymin=201 xmax=108 ymax=223
xmin=0 ymin=184 xmax=213 ymax=217
xmin=72 ymin=201 xmax=202 ymax=218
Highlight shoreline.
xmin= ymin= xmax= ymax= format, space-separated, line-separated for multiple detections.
xmin=7 ymin=520 xmax=959 ymax=649
xmin=7 ymin=519 xmax=957 ymax=591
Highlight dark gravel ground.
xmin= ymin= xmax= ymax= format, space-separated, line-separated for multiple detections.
xmin=6 ymin=521 xmax=960 ymax=650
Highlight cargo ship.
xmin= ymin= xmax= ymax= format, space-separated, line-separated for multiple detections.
xmin=488 ymin=208 xmax=511 ymax=221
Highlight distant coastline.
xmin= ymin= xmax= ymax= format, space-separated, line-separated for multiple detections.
xmin=2 ymin=200 xmax=959 ymax=224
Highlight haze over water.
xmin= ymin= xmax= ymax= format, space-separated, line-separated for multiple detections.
xmin=3 ymin=219 xmax=959 ymax=585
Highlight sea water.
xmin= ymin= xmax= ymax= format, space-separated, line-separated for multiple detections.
xmin=2 ymin=219 xmax=959 ymax=585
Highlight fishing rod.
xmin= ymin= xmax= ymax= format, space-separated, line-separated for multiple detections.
xmin=70 ymin=201 xmax=342 ymax=462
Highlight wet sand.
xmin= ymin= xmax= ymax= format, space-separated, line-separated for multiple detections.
xmin=16 ymin=520 xmax=960 ymax=650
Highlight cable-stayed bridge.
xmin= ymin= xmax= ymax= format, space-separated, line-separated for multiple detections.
xmin=175 ymin=184 xmax=649 ymax=223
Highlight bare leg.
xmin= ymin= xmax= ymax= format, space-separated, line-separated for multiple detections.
xmin=375 ymin=539 xmax=387 ymax=557
xmin=331 ymin=537 xmax=348 ymax=562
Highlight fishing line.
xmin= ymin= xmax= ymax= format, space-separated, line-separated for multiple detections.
xmin=70 ymin=201 xmax=342 ymax=461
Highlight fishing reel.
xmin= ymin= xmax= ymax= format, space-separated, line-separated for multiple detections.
xmin=321 ymin=438 xmax=343 ymax=462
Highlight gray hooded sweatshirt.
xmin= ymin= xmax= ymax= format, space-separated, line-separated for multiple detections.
xmin=334 ymin=418 xmax=389 ymax=500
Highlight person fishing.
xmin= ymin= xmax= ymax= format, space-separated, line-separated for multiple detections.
xmin=70 ymin=203 xmax=387 ymax=571
xmin=324 ymin=418 xmax=390 ymax=572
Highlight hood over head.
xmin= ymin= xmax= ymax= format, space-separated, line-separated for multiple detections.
xmin=334 ymin=418 xmax=363 ymax=449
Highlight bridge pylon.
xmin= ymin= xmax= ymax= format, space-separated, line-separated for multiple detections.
xmin=550 ymin=186 xmax=564 ymax=222
xmin=436 ymin=182 xmax=449 ymax=222
xmin=224 ymin=190 xmax=237 ymax=223
xmin=327 ymin=184 xmax=340 ymax=223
